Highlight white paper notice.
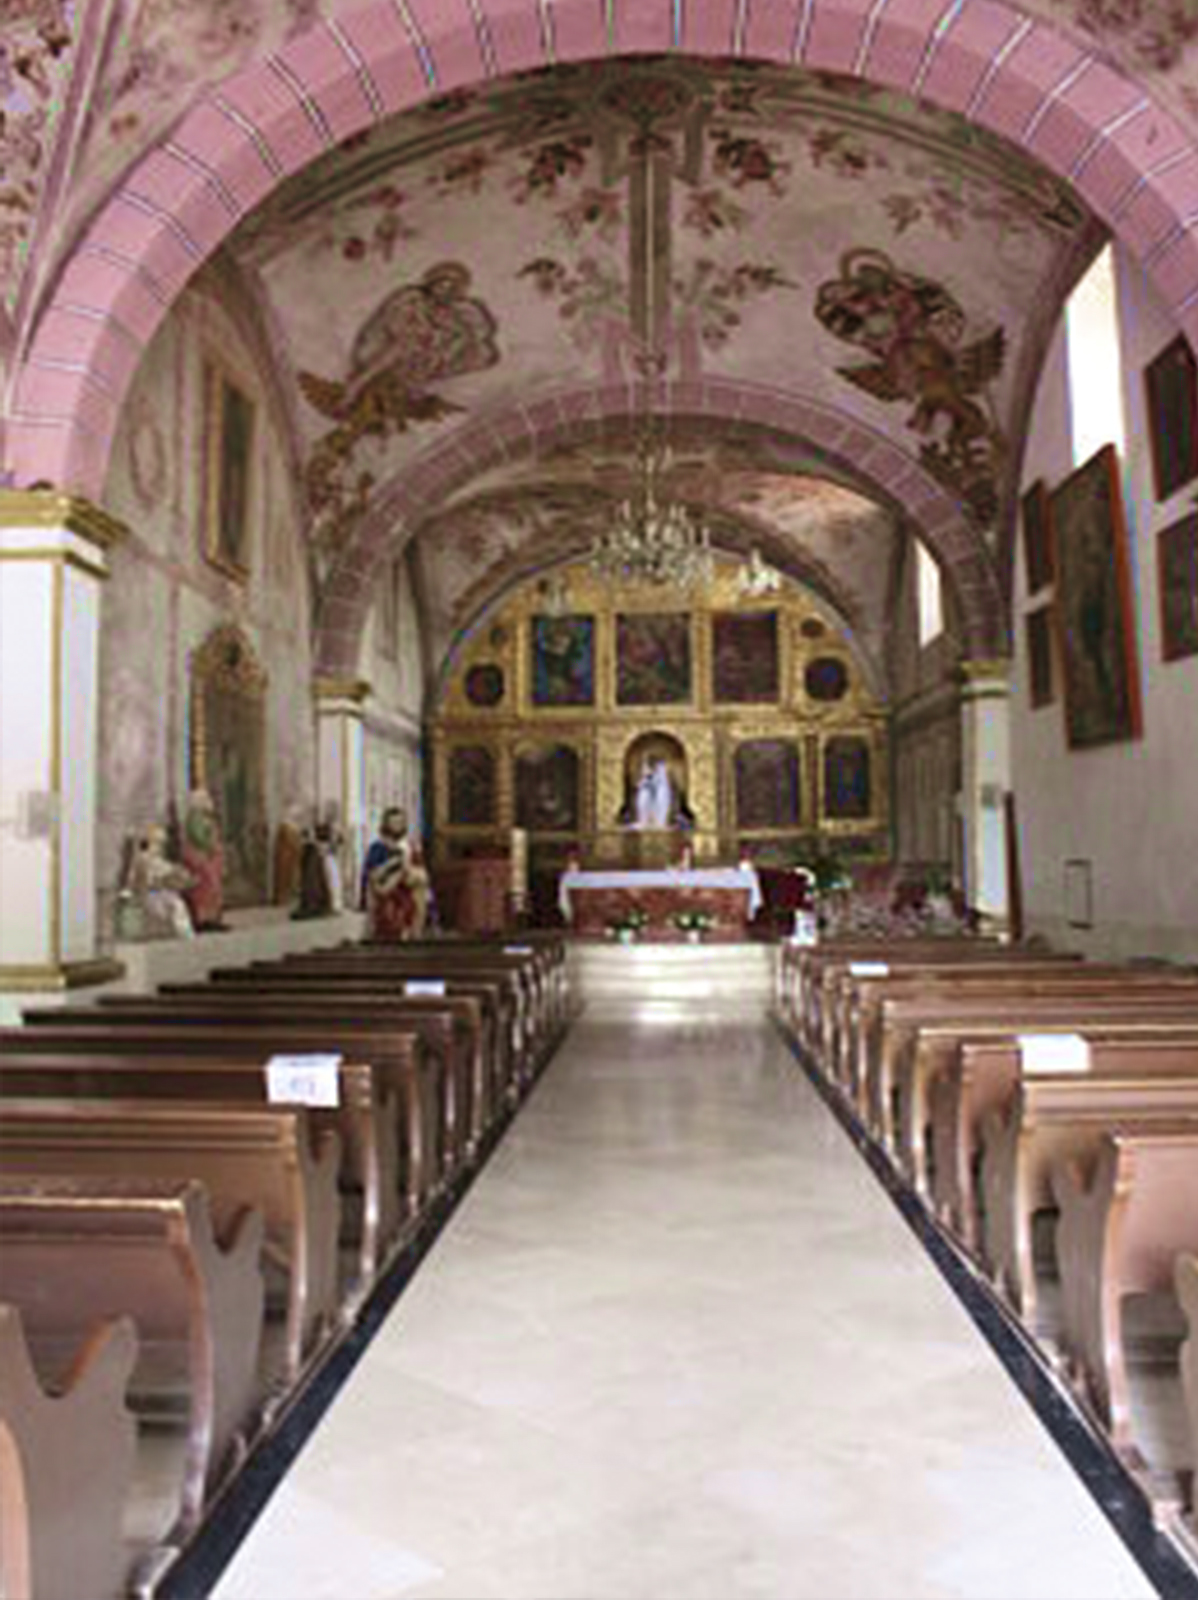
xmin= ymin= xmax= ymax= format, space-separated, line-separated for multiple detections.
xmin=791 ymin=913 xmax=818 ymax=948
xmin=265 ymin=1054 xmax=343 ymax=1107
xmin=1018 ymin=1033 xmax=1091 ymax=1075
xmin=404 ymin=979 xmax=447 ymax=996
xmin=849 ymin=961 xmax=890 ymax=977
xmin=503 ymin=945 xmax=534 ymax=955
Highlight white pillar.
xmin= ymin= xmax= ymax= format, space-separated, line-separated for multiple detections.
xmin=959 ymin=659 xmax=1011 ymax=938
xmin=0 ymin=492 xmax=126 ymax=988
xmin=315 ymin=677 xmax=370 ymax=908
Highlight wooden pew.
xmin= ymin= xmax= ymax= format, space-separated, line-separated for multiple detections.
xmin=0 ymin=1101 xmax=339 ymax=1381
xmin=20 ymin=1004 xmax=444 ymax=1211
xmin=865 ymin=984 xmax=1198 ymax=1157
xmin=1053 ymin=1128 xmax=1198 ymax=1454
xmin=931 ymin=1031 xmax=1198 ymax=1247
xmin=0 ymin=1302 xmax=137 ymax=1600
xmin=146 ymin=981 xmax=506 ymax=1135
xmin=0 ymin=1049 xmax=399 ymax=1297
xmin=981 ymin=1079 xmax=1198 ymax=1328
xmin=0 ymin=1176 xmax=263 ymax=1534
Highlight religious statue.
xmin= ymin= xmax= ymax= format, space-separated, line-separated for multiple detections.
xmin=293 ymin=820 xmax=333 ymax=920
xmin=181 ymin=788 xmax=227 ymax=932
xmin=119 ymin=825 xmax=195 ymax=940
xmin=634 ymin=757 xmax=674 ymax=830
xmin=273 ymin=805 xmax=305 ymax=907
xmin=361 ymin=806 xmax=430 ymax=941
xmin=318 ymin=806 xmax=346 ymax=913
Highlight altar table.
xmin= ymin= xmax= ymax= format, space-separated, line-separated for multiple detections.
xmin=559 ymin=867 xmax=763 ymax=938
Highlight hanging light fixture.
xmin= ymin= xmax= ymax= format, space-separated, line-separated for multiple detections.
xmin=591 ymin=428 xmax=716 ymax=589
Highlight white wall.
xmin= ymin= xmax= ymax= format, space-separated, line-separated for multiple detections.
xmin=360 ymin=550 xmax=426 ymax=852
xmin=1013 ymin=244 xmax=1198 ymax=960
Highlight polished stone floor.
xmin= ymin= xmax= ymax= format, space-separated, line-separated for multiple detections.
xmin=213 ymin=1001 xmax=1154 ymax=1600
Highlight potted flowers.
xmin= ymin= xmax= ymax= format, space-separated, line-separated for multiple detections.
xmin=607 ymin=907 xmax=650 ymax=944
xmin=672 ymin=908 xmax=715 ymax=944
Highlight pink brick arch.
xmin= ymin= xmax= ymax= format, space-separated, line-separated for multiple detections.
xmin=312 ymin=378 xmax=1006 ymax=673
xmin=8 ymin=0 xmax=1198 ymax=500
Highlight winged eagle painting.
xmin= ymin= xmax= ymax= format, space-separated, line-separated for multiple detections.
xmin=815 ymin=249 xmax=1005 ymax=523
xmin=298 ymin=262 xmax=499 ymax=547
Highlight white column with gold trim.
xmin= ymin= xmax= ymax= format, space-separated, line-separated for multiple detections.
xmin=959 ymin=659 xmax=1011 ymax=938
xmin=315 ymin=677 xmax=370 ymax=908
xmin=0 ymin=492 xmax=125 ymax=988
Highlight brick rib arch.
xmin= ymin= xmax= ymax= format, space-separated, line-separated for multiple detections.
xmin=9 ymin=0 xmax=1198 ymax=495
xmin=312 ymin=379 xmax=1005 ymax=674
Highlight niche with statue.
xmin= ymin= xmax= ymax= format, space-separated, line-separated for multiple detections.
xmin=189 ymin=623 xmax=269 ymax=907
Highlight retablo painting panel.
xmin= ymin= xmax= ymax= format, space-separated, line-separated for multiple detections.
xmin=804 ymin=656 xmax=849 ymax=702
xmin=616 ymin=613 xmax=691 ymax=706
xmin=1145 ymin=336 xmax=1198 ymax=502
xmin=448 ymin=746 xmax=496 ymax=826
xmin=531 ymin=615 xmax=595 ymax=707
xmin=465 ymin=662 xmax=505 ymax=707
xmin=712 ymin=611 xmax=779 ymax=703
xmin=824 ymin=736 xmax=872 ymax=820
xmin=1159 ymin=512 xmax=1198 ymax=664
xmin=515 ymin=745 xmax=580 ymax=832
xmin=1049 ymin=445 xmax=1141 ymax=749
xmin=735 ymin=740 xmax=801 ymax=830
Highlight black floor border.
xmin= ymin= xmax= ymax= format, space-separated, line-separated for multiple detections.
xmin=155 ymin=1029 xmax=567 ymax=1600
xmin=773 ymin=1015 xmax=1198 ymax=1600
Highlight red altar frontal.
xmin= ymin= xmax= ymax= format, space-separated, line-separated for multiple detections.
xmin=558 ymin=867 xmax=763 ymax=940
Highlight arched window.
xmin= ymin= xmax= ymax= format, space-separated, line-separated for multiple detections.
xmin=1065 ymin=244 xmax=1126 ymax=467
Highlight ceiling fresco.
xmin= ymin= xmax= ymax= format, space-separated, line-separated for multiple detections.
xmin=215 ymin=56 xmax=1098 ymax=579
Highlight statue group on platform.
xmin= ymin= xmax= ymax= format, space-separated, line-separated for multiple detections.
xmin=361 ymin=806 xmax=430 ymax=941
xmin=117 ymin=788 xmax=226 ymax=941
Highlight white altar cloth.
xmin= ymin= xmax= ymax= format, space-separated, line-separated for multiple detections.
xmin=559 ymin=867 xmax=763 ymax=920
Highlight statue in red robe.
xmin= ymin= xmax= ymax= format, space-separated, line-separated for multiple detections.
xmin=182 ymin=788 xmax=227 ymax=931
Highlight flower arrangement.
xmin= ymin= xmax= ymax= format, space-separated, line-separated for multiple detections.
xmin=607 ymin=907 xmax=650 ymax=941
xmin=672 ymin=908 xmax=715 ymax=934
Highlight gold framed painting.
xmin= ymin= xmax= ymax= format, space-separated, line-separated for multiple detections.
xmin=1049 ymin=445 xmax=1141 ymax=749
xmin=202 ymin=357 xmax=255 ymax=580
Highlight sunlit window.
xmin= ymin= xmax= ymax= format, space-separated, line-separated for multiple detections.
xmin=1065 ymin=244 xmax=1125 ymax=466
xmin=917 ymin=541 xmax=943 ymax=647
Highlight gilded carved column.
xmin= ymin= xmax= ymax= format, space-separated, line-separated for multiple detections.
xmin=959 ymin=659 xmax=1012 ymax=938
xmin=0 ymin=491 xmax=126 ymax=988
xmin=314 ymin=676 xmax=370 ymax=903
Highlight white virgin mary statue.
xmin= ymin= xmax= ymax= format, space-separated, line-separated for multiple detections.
xmin=634 ymin=758 xmax=674 ymax=830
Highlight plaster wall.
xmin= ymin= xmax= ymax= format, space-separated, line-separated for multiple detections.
xmin=97 ymin=282 xmax=315 ymax=939
xmin=1012 ymin=244 xmax=1198 ymax=960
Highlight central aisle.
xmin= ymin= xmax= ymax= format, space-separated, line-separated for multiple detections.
xmin=214 ymin=1005 xmax=1153 ymax=1600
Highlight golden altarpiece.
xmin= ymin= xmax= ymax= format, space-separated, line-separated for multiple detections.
xmin=430 ymin=560 xmax=889 ymax=896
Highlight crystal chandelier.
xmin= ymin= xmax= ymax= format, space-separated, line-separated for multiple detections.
xmin=592 ymin=431 xmax=716 ymax=589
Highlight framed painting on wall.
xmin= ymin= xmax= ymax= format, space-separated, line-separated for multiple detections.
xmin=1145 ymin=335 xmax=1198 ymax=502
xmin=531 ymin=615 xmax=595 ymax=707
xmin=203 ymin=359 xmax=255 ymax=580
xmin=515 ymin=746 xmax=580 ymax=832
xmin=1025 ymin=605 xmax=1054 ymax=708
xmin=734 ymin=740 xmax=801 ymax=830
xmin=1021 ymin=480 xmax=1053 ymax=594
xmin=1049 ymin=445 xmax=1141 ymax=749
xmin=1159 ymin=512 xmax=1198 ymax=663
xmin=712 ymin=611 xmax=779 ymax=703
xmin=448 ymin=746 xmax=496 ymax=826
xmin=616 ymin=613 xmax=691 ymax=706
xmin=823 ymin=736 xmax=872 ymax=820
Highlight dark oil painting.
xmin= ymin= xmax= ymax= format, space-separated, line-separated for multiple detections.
xmin=515 ymin=745 xmax=580 ymax=832
xmin=448 ymin=746 xmax=496 ymax=826
xmin=712 ymin=611 xmax=779 ymax=703
xmin=1159 ymin=512 xmax=1198 ymax=664
xmin=734 ymin=740 xmax=801 ymax=830
xmin=1049 ymin=445 xmax=1141 ymax=748
xmin=823 ymin=736 xmax=872 ymax=820
xmin=1145 ymin=335 xmax=1198 ymax=502
xmin=1026 ymin=606 xmax=1054 ymax=708
xmin=616 ymin=613 xmax=692 ymax=706
xmin=531 ymin=615 xmax=595 ymax=707
xmin=1021 ymin=480 xmax=1053 ymax=594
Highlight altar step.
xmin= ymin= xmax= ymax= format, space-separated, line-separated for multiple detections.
xmin=568 ymin=941 xmax=776 ymax=1019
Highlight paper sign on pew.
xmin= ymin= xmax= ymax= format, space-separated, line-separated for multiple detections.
xmin=849 ymin=961 xmax=890 ymax=977
xmin=404 ymin=979 xmax=446 ymax=996
xmin=1018 ymin=1033 xmax=1091 ymax=1075
xmin=503 ymin=945 xmax=534 ymax=955
xmin=789 ymin=913 xmax=819 ymax=948
xmin=265 ymin=1054 xmax=343 ymax=1107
